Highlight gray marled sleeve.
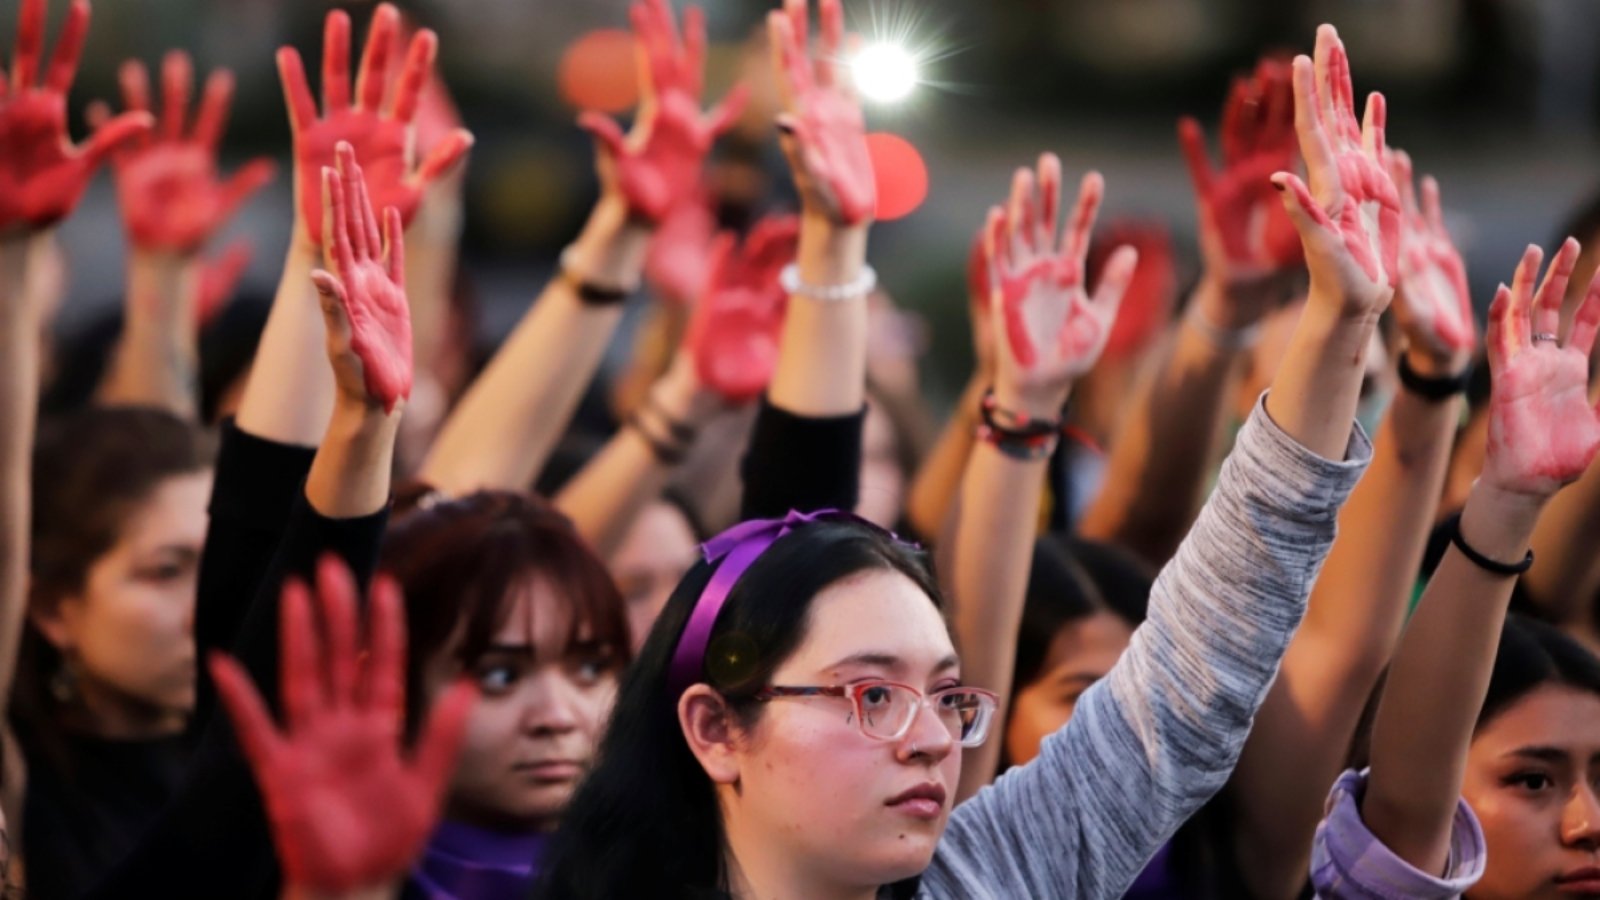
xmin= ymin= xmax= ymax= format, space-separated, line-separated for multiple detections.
xmin=919 ymin=396 xmax=1372 ymax=899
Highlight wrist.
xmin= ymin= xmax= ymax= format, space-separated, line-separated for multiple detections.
xmin=568 ymin=195 xmax=652 ymax=289
xmin=127 ymin=253 xmax=197 ymax=321
xmin=1402 ymin=344 xmax=1471 ymax=380
xmin=796 ymin=213 xmax=868 ymax=288
xmin=1193 ymin=274 xmax=1272 ymax=332
xmin=329 ymin=393 xmax=404 ymax=436
xmin=988 ymin=383 xmax=1067 ymax=425
xmin=1462 ymin=480 xmax=1548 ymax=545
xmin=652 ymin=362 xmax=723 ymax=426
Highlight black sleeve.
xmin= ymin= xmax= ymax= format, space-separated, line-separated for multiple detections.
xmin=87 ymin=494 xmax=389 ymax=900
xmin=739 ymin=399 xmax=864 ymax=520
xmin=191 ymin=421 xmax=317 ymax=736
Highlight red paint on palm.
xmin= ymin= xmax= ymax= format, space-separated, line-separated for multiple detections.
xmin=313 ymin=143 xmax=413 ymax=413
xmin=645 ymin=192 xmax=719 ymax=305
xmin=1482 ymin=243 xmax=1600 ymax=496
xmin=1387 ymin=150 xmax=1475 ymax=355
xmin=1272 ymin=26 xmax=1400 ymax=305
xmin=0 ymin=0 xmax=151 ymax=231
xmin=209 ymin=556 xmax=476 ymax=894
xmin=769 ymin=0 xmax=875 ymax=225
xmin=280 ymin=5 xmax=473 ymax=245
xmin=98 ymin=53 xmax=275 ymax=253
xmin=196 ymin=240 xmax=252 ymax=329
xmin=687 ymin=215 xmax=799 ymax=402
xmin=1179 ymin=58 xmax=1302 ymax=273
xmin=579 ymin=0 xmax=748 ymax=223
xmin=985 ymin=156 xmax=1135 ymax=396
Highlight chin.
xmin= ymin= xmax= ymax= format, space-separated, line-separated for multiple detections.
xmin=855 ymin=836 xmax=940 ymax=884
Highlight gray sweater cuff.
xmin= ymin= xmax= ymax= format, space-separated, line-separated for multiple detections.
xmin=1236 ymin=392 xmax=1373 ymax=526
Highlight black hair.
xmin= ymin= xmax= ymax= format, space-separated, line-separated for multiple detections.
xmin=1011 ymin=536 xmax=1150 ymax=695
xmin=1478 ymin=614 xmax=1600 ymax=732
xmin=536 ymin=519 xmax=938 ymax=900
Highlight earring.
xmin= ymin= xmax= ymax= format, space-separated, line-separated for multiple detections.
xmin=49 ymin=659 xmax=78 ymax=704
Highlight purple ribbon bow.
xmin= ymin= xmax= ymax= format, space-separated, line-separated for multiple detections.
xmin=666 ymin=509 xmax=905 ymax=701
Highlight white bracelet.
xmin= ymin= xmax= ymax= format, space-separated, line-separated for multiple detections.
xmin=1185 ymin=305 xmax=1263 ymax=351
xmin=779 ymin=262 xmax=878 ymax=303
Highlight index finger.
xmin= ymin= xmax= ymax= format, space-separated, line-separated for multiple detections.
xmin=12 ymin=0 xmax=45 ymax=90
xmin=43 ymin=0 xmax=88 ymax=94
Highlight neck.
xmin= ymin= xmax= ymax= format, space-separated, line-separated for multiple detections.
xmin=67 ymin=678 xmax=185 ymax=740
xmin=720 ymin=829 xmax=880 ymax=900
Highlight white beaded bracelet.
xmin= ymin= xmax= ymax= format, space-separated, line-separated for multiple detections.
xmin=778 ymin=262 xmax=878 ymax=303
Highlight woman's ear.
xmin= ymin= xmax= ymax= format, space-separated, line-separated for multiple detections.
xmin=27 ymin=590 xmax=80 ymax=652
xmin=678 ymin=684 xmax=743 ymax=785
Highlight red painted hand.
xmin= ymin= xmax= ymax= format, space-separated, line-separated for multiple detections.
xmin=1271 ymin=25 xmax=1400 ymax=314
xmin=644 ymin=192 xmax=719 ymax=306
xmin=1481 ymin=243 xmax=1600 ymax=498
xmin=985 ymin=154 xmax=1136 ymax=410
xmin=0 ymin=0 xmax=151 ymax=232
xmin=768 ymin=0 xmax=874 ymax=225
xmin=91 ymin=52 xmax=274 ymax=254
xmin=1179 ymin=57 xmax=1303 ymax=279
xmin=196 ymin=239 xmax=252 ymax=329
xmin=209 ymin=556 xmax=476 ymax=895
xmin=1386 ymin=149 xmax=1475 ymax=361
xmin=579 ymin=0 xmax=748 ymax=223
xmin=686 ymin=214 xmax=799 ymax=402
xmin=279 ymin=3 xmax=473 ymax=245
xmin=311 ymin=142 xmax=412 ymax=414
xmin=1092 ymin=220 xmax=1178 ymax=361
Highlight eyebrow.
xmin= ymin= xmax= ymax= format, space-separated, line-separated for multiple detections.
xmin=1507 ymin=746 xmax=1569 ymax=764
xmin=825 ymin=652 xmax=960 ymax=675
xmin=1051 ymin=670 xmax=1105 ymax=688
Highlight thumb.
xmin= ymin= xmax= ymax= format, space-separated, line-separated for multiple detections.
xmin=411 ymin=679 xmax=478 ymax=799
xmin=79 ymin=110 xmax=153 ymax=170
xmin=577 ymin=111 xmax=627 ymax=161
xmin=310 ymin=269 xmax=353 ymax=342
xmin=1270 ymin=172 xmax=1334 ymax=240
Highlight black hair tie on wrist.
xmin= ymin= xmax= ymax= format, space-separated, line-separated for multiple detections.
xmin=1448 ymin=514 xmax=1534 ymax=576
xmin=1398 ymin=353 xmax=1472 ymax=402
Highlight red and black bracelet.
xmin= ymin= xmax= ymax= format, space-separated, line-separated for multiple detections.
xmin=977 ymin=390 xmax=1062 ymax=460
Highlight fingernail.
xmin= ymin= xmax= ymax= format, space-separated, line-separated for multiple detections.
xmin=775 ymin=122 xmax=794 ymax=135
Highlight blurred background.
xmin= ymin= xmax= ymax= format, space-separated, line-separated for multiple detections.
xmin=21 ymin=0 xmax=1600 ymax=404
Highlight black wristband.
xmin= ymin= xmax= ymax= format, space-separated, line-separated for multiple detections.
xmin=626 ymin=412 xmax=690 ymax=465
xmin=980 ymin=390 xmax=1061 ymax=439
xmin=1398 ymin=353 xmax=1471 ymax=402
xmin=1448 ymin=514 xmax=1534 ymax=576
xmin=560 ymin=248 xmax=634 ymax=306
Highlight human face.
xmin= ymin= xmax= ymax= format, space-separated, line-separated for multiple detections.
xmin=719 ymin=568 xmax=960 ymax=895
xmin=425 ymin=577 xmax=622 ymax=832
xmin=1003 ymin=611 xmax=1133 ymax=766
xmin=39 ymin=471 xmax=209 ymax=737
xmin=1462 ymin=685 xmax=1600 ymax=899
xmin=611 ymin=501 xmax=698 ymax=653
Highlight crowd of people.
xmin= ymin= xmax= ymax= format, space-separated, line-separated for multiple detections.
xmin=3 ymin=0 xmax=1600 ymax=897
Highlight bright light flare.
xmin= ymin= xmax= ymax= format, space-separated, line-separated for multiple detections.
xmin=852 ymin=43 xmax=919 ymax=104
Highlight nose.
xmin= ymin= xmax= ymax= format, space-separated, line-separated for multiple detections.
xmin=1561 ymin=782 xmax=1600 ymax=849
xmin=519 ymin=670 xmax=584 ymax=737
xmin=895 ymin=697 xmax=955 ymax=764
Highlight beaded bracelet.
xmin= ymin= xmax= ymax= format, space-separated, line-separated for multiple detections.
xmin=778 ymin=262 xmax=878 ymax=303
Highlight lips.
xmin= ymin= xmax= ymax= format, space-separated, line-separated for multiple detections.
xmin=1556 ymin=866 xmax=1600 ymax=894
xmin=885 ymin=782 xmax=947 ymax=821
xmin=514 ymin=760 xmax=585 ymax=782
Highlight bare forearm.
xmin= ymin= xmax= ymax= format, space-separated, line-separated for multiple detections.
xmin=419 ymin=198 xmax=647 ymax=496
xmin=556 ymin=429 xmax=674 ymax=557
xmin=305 ymin=400 xmax=401 ymax=519
xmin=1363 ymin=483 xmax=1544 ymax=874
xmin=906 ymin=375 xmax=985 ymax=543
xmin=1524 ymin=460 xmax=1600 ymax=623
xmin=101 ymin=252 xmax=199 ymax=418
xmin=237 ymin=232 xmax=327 ymax=445
xmin=0 ymin=236 xmax=38 ymax=713
xmin=1264 ymin=296 xmax=1375 ymax=460
xmin=768 ymin=216 xmax=869 ymax=417
xmin=1079 ymin=290 xmax=1245 ymax=563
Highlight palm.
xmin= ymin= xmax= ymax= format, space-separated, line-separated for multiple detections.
xmin=339 ymin=258 xmax=412 ymax=404
xmin=118 ymin=145 xmax=227 ymax=249
xmin=792 ymin=88 xmax=873 ymax=223
xmin=297 ymin=113 xmax=414 ymax=242
xmin=0 ymin=93 xmax=88 ymax=227
xmin=1388 ymin=154 xmax=1474 ymax=357
xmin=1486 ymin=351 xmax=1600 ymax=496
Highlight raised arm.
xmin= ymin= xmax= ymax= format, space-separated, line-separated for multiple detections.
xmin=96 ymin=51 xmax=274 ymax=417
xmin=210 ymin=558 xmax=474 ymax=900
xmin=1358 ymin=244 xmax=1600 ymax=874
xmin=1078 ymin=58 xmax=1299 ymax=566
xmin=951 ymin=155 xmax=1135 ymax=802
xmin=556 ymin=216 xmax=794 ymax=555
xmin=420 ymin=0 xmax=745 ymax=496
xmin=928 ymin=26 xmax=1392 ymax=897
xmin=238 ymin=3 xmax=468 ymax=447
xmin=1228 ymin=152 xmax=1480 ymax=899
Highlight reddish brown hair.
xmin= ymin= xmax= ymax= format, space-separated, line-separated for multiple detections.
xmin=384 ymin=488 xmax=630 ymax=729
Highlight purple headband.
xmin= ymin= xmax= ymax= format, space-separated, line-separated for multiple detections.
xmin=666 ymin=509 xmax=911 ymax=701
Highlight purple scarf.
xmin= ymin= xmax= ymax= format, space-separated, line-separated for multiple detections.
xmin=409 ymin=819 xmax=547 ymax=900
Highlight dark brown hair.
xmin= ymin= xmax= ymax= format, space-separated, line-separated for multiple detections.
xmin=384 ymin=487 xmax=631 ymax=730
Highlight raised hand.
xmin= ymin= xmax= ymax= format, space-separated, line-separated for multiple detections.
xmin=1095 ymin=220 xmax=1178 ymax=360
xmin=1179 ymin=57 xmax=1303 ymax=282
xmin=1272 ymin=25 xmax=1400 ymax=314
xmin=90 ymin=52 xmax=274 ymax=254
xmin=278 ymin=3 xmax=473 ymax=245
xmin=1481 ymin=242 xmax=1600 ymax=498
xmin=768 ymin=0 xmax=874 ymax=225
xmin=644 ymin=193 xmax=719 ymax=305
xmin=985 ymin=153 xmax=1136 ymax=414
xmin=579 ymin=0 xmax=749 ymax=224
xmin=685 ymin=214 xmax=800 ymax=402
xmin=0 ymin=0 xmax=151 ymax=232
xmin=310 ymin=142 xmax=412 ymax=414
xmin=208 ymin=556 xmax=476 ymax=895
xmin=1386 ymin=149 xmax=1475 ymax=364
